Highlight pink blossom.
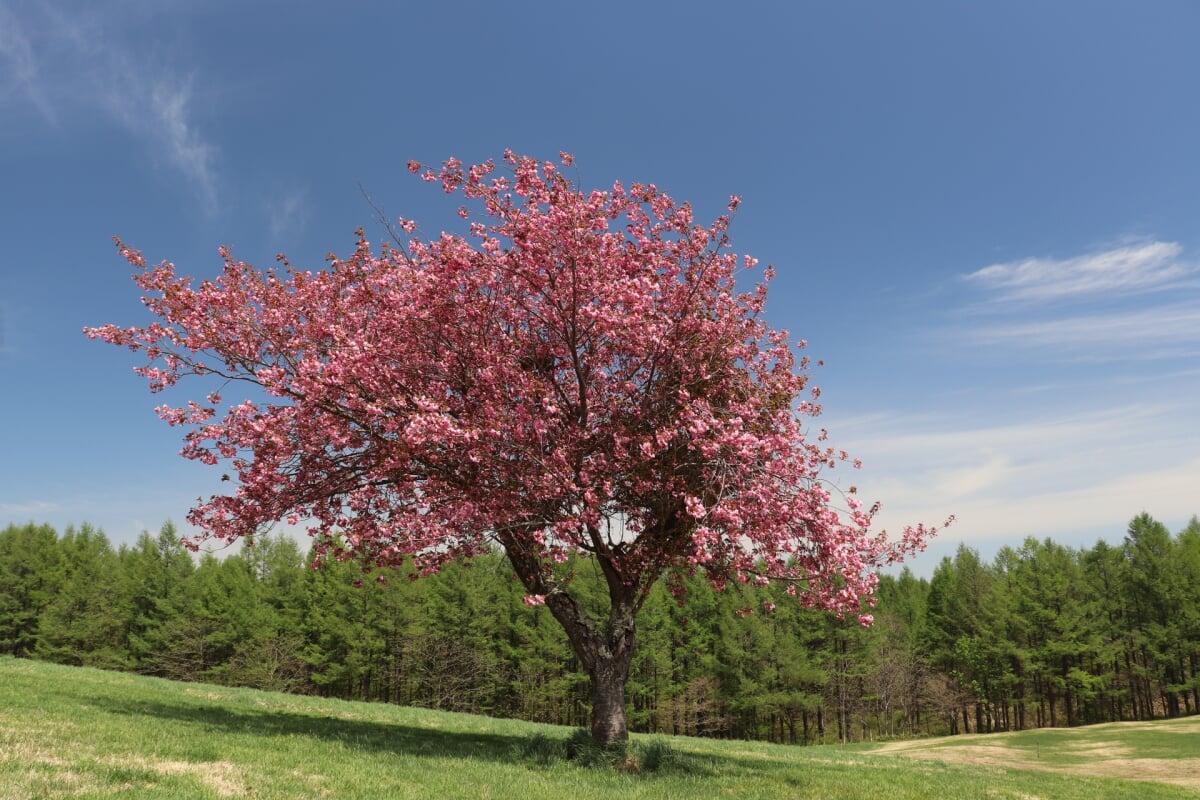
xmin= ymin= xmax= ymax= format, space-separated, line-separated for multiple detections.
xmin=85 ymin=153 xmax=949 ymax=734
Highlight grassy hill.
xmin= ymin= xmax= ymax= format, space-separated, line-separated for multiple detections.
xmin=1 ymin=656 xmax=1196 ymax=799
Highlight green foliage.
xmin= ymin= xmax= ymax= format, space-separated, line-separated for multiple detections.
xmin=0 ymin=522 xmax=63 ymax=657
xmin=120 ymin=522 xmax=195 ymax=672
xmin=34 ymin=524 xmax=129 ymax=669
xmin=0 ymin=512 xmax=1197 ymax=746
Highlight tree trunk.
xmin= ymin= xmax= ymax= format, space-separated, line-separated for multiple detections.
xmin=502 ymin=535 xmax=639 ymax=748
xmin=590 ymin=656 xmax=632 ymax=746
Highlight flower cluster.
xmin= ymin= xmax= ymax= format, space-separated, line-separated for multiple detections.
xmin=86 ymin=152 xmax=946 ymax=620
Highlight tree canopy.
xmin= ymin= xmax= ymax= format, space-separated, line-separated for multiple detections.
xmin=87 ymin=152 xmax=944 ymax=744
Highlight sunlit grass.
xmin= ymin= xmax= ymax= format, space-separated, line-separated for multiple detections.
xmin=1 ymin=656 xmax=1195 ymax=799
xmin=870 ymin=714 xmax=1200 ymax=793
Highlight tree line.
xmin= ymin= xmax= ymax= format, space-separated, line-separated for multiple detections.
xmin=1 ymin=512 xmax=1197 ymax=744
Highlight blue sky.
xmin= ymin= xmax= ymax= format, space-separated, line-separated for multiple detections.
xmin=3 ymin=1 xmax=1199 ymax=573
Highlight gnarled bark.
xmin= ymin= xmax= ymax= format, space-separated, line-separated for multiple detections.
xmin=503 ymin=532 xmax=639 ymax=746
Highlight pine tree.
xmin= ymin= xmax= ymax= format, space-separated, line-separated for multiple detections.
xmin=0 ymin=523 xmax=63 ymax=657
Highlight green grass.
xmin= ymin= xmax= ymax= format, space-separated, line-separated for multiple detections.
xmin=1 ymin=656 xmax=1195 ymax=799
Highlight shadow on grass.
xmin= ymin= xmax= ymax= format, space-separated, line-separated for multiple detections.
xmin=89 ymin=694 xmax=722 ymax=776
xmin=91 ymin=694 xmax=542 ymax=765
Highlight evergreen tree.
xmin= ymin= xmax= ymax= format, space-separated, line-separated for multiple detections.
xmin=301 ymin=555 xmax=392 ymax=701
xmin=35 ymin=524 xmax=129 ymax=668
xmin=874 ymin=569 xmax=932 ymax=735
xmin=120 ymin=522 xmax=196 ymax=673
xmin=0 ymin=523 xmax=63 ymax=657
xmin=1175 ymin=517 xmax=1200 ymax=712
xmin=1123 ymin=513 xmax=1184 ymax=717
xmin=230 ymin=534 xmax=310 ymax=691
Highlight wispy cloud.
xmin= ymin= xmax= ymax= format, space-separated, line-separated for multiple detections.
xmin=966 ymin=302 xmax=1200 ymax=359
xmin=952 ymin=240 xmax=1200 ymax=361
xmin=876 ymin=239 xmax=1200 ymax=565
xmin=830 ymin=401 xmax=1200 ymax=555
xmin=1 ymin=1 xmax=219 ymax=210
xmin=110 ymin=76 xmax=218 ymax=211
xmin=0 ymin=499 xmax=62 ymax=518
xmin=0 ymin=4 xmax=54 ymax=120
xmin=268 ymin=186 xmax=311 ymax=241
xmin=965 ymin=240 xmax=1197 ymax=303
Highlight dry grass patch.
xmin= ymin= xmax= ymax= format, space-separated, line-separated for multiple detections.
xmin=1077 ymin=758 xmax=1200 ymax=790
xmin=874 ymin=717 xmax=1200 ymax=792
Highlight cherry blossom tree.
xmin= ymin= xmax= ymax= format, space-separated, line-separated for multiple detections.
xmin=88 ymin=152 xmax=945 ymax=746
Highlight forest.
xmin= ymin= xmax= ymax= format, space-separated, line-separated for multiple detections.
xmin=2 ymin=512 xmax=1198 ymax=745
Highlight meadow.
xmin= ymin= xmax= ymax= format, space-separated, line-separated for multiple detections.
xmin=2 ymin=657 xmax=1197 ymax=799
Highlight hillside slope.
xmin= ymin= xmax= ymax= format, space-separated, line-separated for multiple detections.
xmin=1 ymin=657 xmax=1194 ymax=799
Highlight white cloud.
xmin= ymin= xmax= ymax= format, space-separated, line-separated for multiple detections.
xmin=829 ymin=401 xmax=1200 ymax=553
xmin=0 ymin=1 xmax=219 ymax=210
xmin=965 ymin=240 xmax=1196 ymax=303
xmin=268 ymin=186 xmax=311 ymax=240
xmin=952 ymin=240 xmax=1200 ymax=362
xmin=0 ymin=499 xmax=62 ymax=518
xmin=862 ymin=239 xmax=1200 ymax=568
xmin=876 ymin=458 xmax=1200 ymax=561
xmin=144 ymin=79 xmax=219 ymax=211
xmin=965 ymin=302 xmax=1200 ymax=359
xmin=0 ymin=4 xmax=54 ymax=120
